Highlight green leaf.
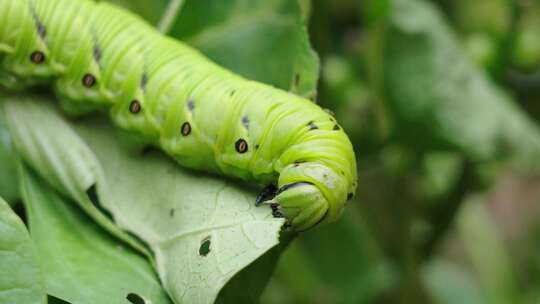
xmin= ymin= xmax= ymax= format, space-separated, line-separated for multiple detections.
xmin=19 ymin=166 xmax=171 ymax=304
xmin=3 ymin=98 xmax=151 ymax=257
xmin=103 ymin=0 xmax=168 ymax=25
xmin=262 ymin=210 xmax=394 ymax=304
xmin=0 ymin=196 xmax=46 ymax=304
xmin=74 ymin=116 xmax=286 ymax=304
xmin=0 ymin=102 xmax=20 ymax=203
xmin=383 ymin=0 xmax=540 ymax=164
xmin=457 ymin=195 xmax=522 ymax=304
xmin=6 ymin=97 xmax=285 ymax=304
xmin=422 ymin=259 xmax=488 ymax=304
xmin=169 ymin=0 xmax=320 ymax=98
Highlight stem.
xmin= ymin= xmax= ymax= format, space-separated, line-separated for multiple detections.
xmin=157 ymin=0 xmax=184 ymax=34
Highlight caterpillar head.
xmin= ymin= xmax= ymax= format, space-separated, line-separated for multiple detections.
xmin=266 ymin=162 xmax=352 ymax=231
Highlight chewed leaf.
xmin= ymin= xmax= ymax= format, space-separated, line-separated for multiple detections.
xmin=75 ymin=116 xmax=286 ymax=304
xmin=6 ymin=97 xmax=285 ymax=304
xmin=19 ymin=167 xmax=171 ymax=304
xmin=3 ymin=98 xmax=151 ymax=257
xmin=0 ymin=196 xmax=46 ymax=304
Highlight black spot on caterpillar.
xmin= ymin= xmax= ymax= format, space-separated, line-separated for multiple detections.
xmin=306 ymin=121 xmax=318 ymax=130
xmin=82 ymin=73 xmax=96 ymax=88
xmin=241 ymin=116 xmax=249 ymax=129
xmin=187 ymin=99 xmax=195 ymax=111
xmin=235 ymin=139 xmax=248 ymax=153
xmin=30 ymin=51 xmax=45 ymax=64
xmin=181 ymin=122 xmax=191 ymax=136
xmin=129 ymin=100 xmax=141 ymax=114
xmin=1 ymin=0 xmax=357 ymax=230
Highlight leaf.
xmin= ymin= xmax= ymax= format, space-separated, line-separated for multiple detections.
xmin=383 ymin=0 xmax=540 ymax=164
xmin=3 ymin=98 xmax=151 ymax=257
xmin=262 ymin=210 xmax=394 ymax=304
xmin=6 ymin=97 xmax=285 ymax=304
xmin=74 ymin=116 xmax=286 ymax=304
xmin=457 ymin=195 xmax=522 ymax=304
xmin=0 ymin=100 xmax=20 ymax=203
xmin=103 ymin=0 xmax=168 ymax=25
xmin=0 ymin=196 xmax=46 ymax=304
xmin=422 ymin=259 xmax=488 ymax=304
xmin=18 ymin=166 xmax=171 ymax=304
xmin=169 ymin=0 xmax=320 ymax=98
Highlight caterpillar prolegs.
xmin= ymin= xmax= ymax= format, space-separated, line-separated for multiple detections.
xmin=0 ymin=0 xmax=358 ymax=230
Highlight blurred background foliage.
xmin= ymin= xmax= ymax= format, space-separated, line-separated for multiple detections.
xmin=262 ymin=0 xmax=540 ymax=303
xmin=30 ymin=0 xmax=540 ymax=303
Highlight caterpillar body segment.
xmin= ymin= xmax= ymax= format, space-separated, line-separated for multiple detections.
xmin=0 ymin=0 xmax=358 ymax=230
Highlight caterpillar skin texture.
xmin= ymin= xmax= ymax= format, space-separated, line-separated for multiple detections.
xmin=0 ymin=0 xmax=357 ymax=230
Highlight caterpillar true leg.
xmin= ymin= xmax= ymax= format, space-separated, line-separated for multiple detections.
xmin=255 ymin=184 xmax=278 ymax=206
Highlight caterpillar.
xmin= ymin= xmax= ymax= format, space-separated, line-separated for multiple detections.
xmin=0 ymin=0 xmax=357 ymax=230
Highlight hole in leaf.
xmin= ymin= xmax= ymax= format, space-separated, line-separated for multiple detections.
xmin=47 ymin=295 xmax=72 ymax=303
xmin=126 ymin=293 xmax=146 ymax=304
xmin=199 ymin=236 xmax=211 ymax=256
xmin=86 ymin=184 xmax=114 ymax=222
xmin=11 ymin=201 xmax=27 ymax=225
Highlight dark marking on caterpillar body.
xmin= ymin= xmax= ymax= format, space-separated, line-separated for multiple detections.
xmin=241 ymin=116 xmax=249 ymax=129
xmin=82 ymin=73 xmax=96 ymax=88
xmin=93 ymin=45 xmax=102 ymax=62
xmin=36 ymin=21 xmax=47 ymax=40
xmin=30 ymin=7 xmax=47 ymax=40
xmin=181 ymin=122 xmax=191 ymax=136
xmin=30 ymin=51 xmax=45 ymax=64
xmin=277 ymin=182 xmax=313 ymax=195
xmin=129 ymin=100 xmax=141 ymax=113
xmin=307 ymin=121 xmax=318 ymax=130
xmin=187 ymin=99 xmax=194 ymax=111
xmin=1 ymin=0 xmax=357 ymax=230
xmin=140 ymin=72 xmax=148 ymax=89
xmin=235 ymin=139 xmax=248 ymax=153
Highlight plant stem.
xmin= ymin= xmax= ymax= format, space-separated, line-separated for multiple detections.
xmin=157 ymin=0 xmax=184 ymax=34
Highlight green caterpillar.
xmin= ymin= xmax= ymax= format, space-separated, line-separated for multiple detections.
xmin=0 ymin=0 xmax=357 ymax=230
